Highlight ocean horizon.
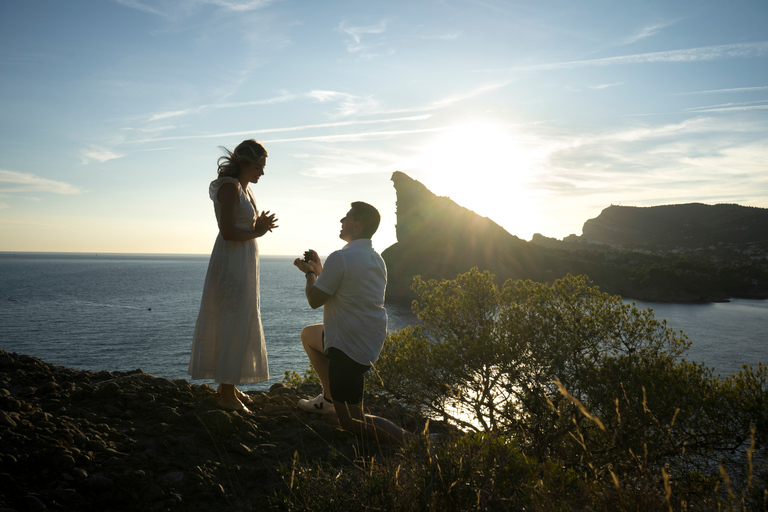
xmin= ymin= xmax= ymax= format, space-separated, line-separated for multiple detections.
xmin=1 ymin=252 xmax=766 ymax=392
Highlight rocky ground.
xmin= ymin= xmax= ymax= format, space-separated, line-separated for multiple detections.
xmin=0 ymin=349 xmax=448 ymax=512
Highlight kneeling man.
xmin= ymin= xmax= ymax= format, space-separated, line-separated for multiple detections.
xmin=293 ymin=201 xmax=416 ymax=444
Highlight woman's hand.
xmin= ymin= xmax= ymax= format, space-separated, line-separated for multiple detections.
xmin=253 ymin=210 xmax=278 ymax=237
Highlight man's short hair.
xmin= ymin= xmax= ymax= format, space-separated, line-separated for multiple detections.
xmin=349 ymin=201 xmax=381 ymax=238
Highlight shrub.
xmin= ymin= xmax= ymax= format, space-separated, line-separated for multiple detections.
xmin=373 ymin=269 xmax=768 ymax=499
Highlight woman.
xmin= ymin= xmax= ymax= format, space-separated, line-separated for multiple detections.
xmin=188 ymin=139 xmax=278 ymax=413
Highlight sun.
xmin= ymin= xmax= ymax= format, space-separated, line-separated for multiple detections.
xmin=419 ymin=121 xmax=539 ymax=238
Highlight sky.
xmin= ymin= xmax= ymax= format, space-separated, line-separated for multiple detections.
xmin=1 ymin=0 xmax=767 ymax=257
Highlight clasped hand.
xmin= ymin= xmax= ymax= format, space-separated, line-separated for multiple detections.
xmin=254 ymin=210 xmax=278 ymax=236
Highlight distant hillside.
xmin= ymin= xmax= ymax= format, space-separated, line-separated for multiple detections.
xmin=579 ymin=203 xmax=768 ymax=249
xmin=381 ymin=173 xmax=768 ymax=303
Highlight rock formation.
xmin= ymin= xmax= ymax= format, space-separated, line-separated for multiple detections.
xmin=382 ymin=171 xmax=547 ymax=301
xmin=380 ymin=172 xmax=768 ymax=303
xmin=579 ymin=203 xmax=768 ymax=249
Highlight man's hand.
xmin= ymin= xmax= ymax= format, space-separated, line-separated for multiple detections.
xmin=293 ymin=249 xmax=322 ymax=275
xmin=294 ymin=249 xmax=330 ymax=308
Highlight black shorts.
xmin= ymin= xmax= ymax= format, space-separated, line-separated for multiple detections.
xmin=322 ymin=331 xmax=371 ymax=405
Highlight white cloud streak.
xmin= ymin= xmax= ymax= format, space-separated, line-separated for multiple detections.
xmin=680 ymin=86 xmax=768 ymax=95
xmin=262 ymin=125 xmax=454 ymax=144
xmin=509 ymin=42 xmax=768 ymax=72
xmin=81 ymin=149 xmax=125 ymax=164
xmin=589 ymin=82 xmax=624 ymax=90
xmin=684 ymin=104 xmax=768 ymax=113
xmin=336 ymin=20 xmax=389 ymax=59
xmin=0 ymin=170 xmax=83 ymax=195
xmin=128 ymin=114 xmax=432 ymax=144
xmin=620 ymin=21 xmax=677 ymax=46
xmin=112 ymin=0 xmax=273 ymax=19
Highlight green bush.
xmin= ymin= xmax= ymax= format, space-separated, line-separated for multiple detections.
xmin=372 ymin=269 xmax=767 ymax=500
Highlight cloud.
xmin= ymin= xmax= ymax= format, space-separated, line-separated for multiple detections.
xmin=620 ymin=21 xmax=677 ymax=46
xmin=685 ymin=100 xmax=768 ymax=113
xmin=148 ymin=109 xmax=195 ymax=122
xmin=81 ymin=149 xmax=125 ymax=164
xmin=421 ymin=32 xmax=462 ymax=41
xmin=534 ymin=116 xmax=768 ymax=209
xmin=337 ymin=20 xmax=390 ymax=59
xmin=127 ymin=114 xmax=433 ymax=144
xmin=0 ymin=170 xmax=83 ymax=195
xmin=207 ymin=0 xmax=274 ymax=12
xmin=680 ymin=86 xmax=768 ymax=95
xmin=589 ymin=82 xmax=624 ymax=90
xmin=262 ymin=125 xmax=453 ymax=145
xmin=112 ymin=0 xmax=273 ymax=19
xmin=683 ymin=104 xmax=768 ymax=114
xmin=508 ymin=42 xmax=768 ymax=72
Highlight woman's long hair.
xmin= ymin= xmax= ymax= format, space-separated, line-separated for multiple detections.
xmin=217 ymin=139 xmax=268 ymax=178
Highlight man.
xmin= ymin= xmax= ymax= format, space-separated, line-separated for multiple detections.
xmin=293 ymin=201 xmax=416 ymax=444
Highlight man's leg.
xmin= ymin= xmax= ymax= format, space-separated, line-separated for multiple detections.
xmin=335 ymin=402 xmax=417 ymax=445
xmin=300 ymin=324 xmax=332 ymax=400
xmin=327 ymin=347 xmax=417 ymax=445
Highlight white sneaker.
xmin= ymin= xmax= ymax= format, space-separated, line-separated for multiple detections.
xmin=298 ymin=393 xmax=336 ymax=414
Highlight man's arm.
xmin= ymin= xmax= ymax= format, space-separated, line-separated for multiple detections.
xmin=304 ymin=273 xmax=331 ymax=309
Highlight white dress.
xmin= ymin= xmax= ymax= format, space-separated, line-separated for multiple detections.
xmin=188 ymin=177 xmax=268 ymax=384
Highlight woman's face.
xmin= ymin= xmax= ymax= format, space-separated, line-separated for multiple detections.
xmin=240 ymin=156 xmax=267 ymax=183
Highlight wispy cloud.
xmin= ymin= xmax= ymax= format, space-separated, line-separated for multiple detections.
xmin=589 ymin=82 xmax=624 ymax=90
xmin=128 ymin=114 xmax=432 ymax=144
xmin=143 ymin=91 xmax=375 ymax=123
xmin=534 ymin=116 xmax=768 ymax=210
xmin=148 ymin=109 xmax=195 ymax=122
xmin=431 ymin=82 xmax=510 ymax=108
xmin=81 ymin=148 xmax=125 ymax=164
xmin=620 ymin=21 xmax=677 ymax=46
xmin=112 ymin=0 xmax=273 ymax=19
xmin=421 ymin=32 xmax=462 ymax=41
xmin=262 ymin=125 xmax=453 ymax=145
xmin=679 ymin=86 xmax=768 ymax=95
xmin=508 ymin=42 xmax=768 ymax=72
xmin=337 ymin=20 xmax=390 ymax=59
xmin=0 ymin=170 xmax=83 ymax=195
xmin=207 ymin=0 xmax=274 ymax=12
xmin=684 ymin=104 xmax=768 ymax=114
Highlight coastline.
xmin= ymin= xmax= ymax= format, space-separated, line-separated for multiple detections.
xmin=0 ymin=349 xmax=441 ymax=511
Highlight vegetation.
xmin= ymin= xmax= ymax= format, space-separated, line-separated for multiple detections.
xmin=279 ymin=270 xmax=767 ymax=510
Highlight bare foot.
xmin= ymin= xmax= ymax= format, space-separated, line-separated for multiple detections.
xmin=216 ymin=396 xmax=253 ymax=415
xmin=216 ymin=384 xmax=254 ymax=405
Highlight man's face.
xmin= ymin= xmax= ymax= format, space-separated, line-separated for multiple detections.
xmin=339 ymin=209 xmax=359 ymax=242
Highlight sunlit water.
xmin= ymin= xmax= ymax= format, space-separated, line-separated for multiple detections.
xmin=0 ymin=253 xmax=765 ymax=393
xmin=0 ymin=253 xmax=413 ymax=391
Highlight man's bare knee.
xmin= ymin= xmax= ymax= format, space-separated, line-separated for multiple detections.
xmin=301 ymin=324 xmax=323 ymax=351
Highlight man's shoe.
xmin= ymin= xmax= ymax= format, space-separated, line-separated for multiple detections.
xmin=298 ymin=393 xmax=336 ymax=414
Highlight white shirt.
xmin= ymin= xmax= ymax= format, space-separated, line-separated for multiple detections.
xmin=314 ymin=238 xmax=388 ymax=365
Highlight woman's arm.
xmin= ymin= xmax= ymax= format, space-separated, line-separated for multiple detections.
xmin=217 ymin=182 xmax=277 ymax=241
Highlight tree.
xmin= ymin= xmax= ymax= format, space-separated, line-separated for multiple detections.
xmin=374 ymin=269 xmax=767 ymax=486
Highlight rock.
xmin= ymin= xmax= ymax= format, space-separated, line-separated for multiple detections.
xmin=269 ymin=382 xmax=291 ymax=394
xmin=0 ymin=348 xmax=441 ymax=512
xmin=0 ymin=410 xmax=17 ymax=428
xmin=86 ymin=473 xmax=114 ymax=491
xmin=23 ymin=495 xmax=47 ymax=511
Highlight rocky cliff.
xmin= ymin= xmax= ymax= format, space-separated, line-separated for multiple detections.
xmin=381 ymin=172 xmax=768 ymax=303
xmin=580 ymin=203 xmax=768 ymax=249
xmin=381 ymin=172 xmax=549 ymax=301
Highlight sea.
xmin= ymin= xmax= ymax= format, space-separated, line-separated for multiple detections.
xmin=1 ymin=253 xmax=766 ymax=392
